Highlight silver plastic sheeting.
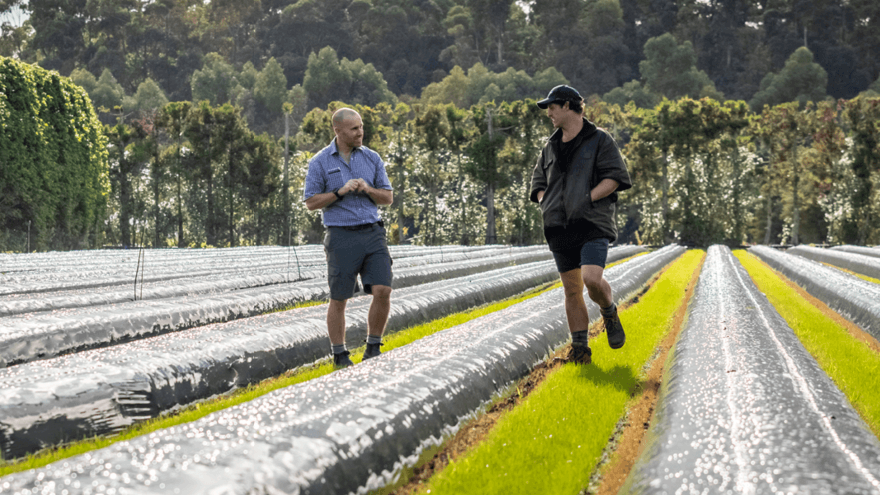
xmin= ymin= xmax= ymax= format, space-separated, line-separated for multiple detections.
xmin=0 ymin=248 xmax=553 ymax=368
xmin=788 ymin=245 xmax=880 ymax=280
xmin=0 ymin=246 xmax=543 ymax=315
xmin=0 ymin=246 xmax=683 ymax=494
xmin=0 ymin=260 xmax=560 ymax=459
xmin=623 ymin=246 xmax=880 ymax=495
xmin=0 ymin=245 xmax=645 ymax=459
xmin=832 ymin=245 xmax=880 ymax=260
xmin=750 ymin=245 xmax=880 ymax=340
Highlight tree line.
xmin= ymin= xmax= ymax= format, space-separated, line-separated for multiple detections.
xmin=6 ymin=84 xmax=879 ymax=252
xmin=2 ymin=0 xmax=879 ymax=127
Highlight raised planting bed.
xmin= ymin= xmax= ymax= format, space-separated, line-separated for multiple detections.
xmin=750 ymin=245 xmax=880 ymax=341
xmin=0 ymin=260 xmax=561 ymax=459
xmin=0 ymin=246 xmax=556 ymax=367
xmin=788 ymin=245 xmax=880 ymax=280
xmin=0 ymin=246 xmax=683 ymax=493
xmin=623 ymin=246 xmax=880 ymax=494
xmin=833 ymin=245 xmax=880 ymax=260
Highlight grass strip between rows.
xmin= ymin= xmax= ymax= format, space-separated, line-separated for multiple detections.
xmin=818 ymin=261 xmax=880 ymax=285
xmin=735 ymin=250 xmax=880 ymax=437
xmin=410 ymin=250 xmax=704 ymax=495
xmin=0 ymin=278 xmax=567 ymax=476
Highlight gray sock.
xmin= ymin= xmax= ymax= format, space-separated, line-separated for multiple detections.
xmin=571 ymin=330 xmax=589 ymax=346
xmin=366 ymin=334 xmax=382 ymax=345
xmin=600 ymin=303 xmax=617 ymax=318
xmin=331 ymin=343 xmax=347 ymax=355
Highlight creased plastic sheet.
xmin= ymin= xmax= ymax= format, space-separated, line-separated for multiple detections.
xmin=623 ymin=246 xmax=880 ymax=495
xmin=832 ymin=245 xmax=880 ymax=260
xmin=0 ymin=248 xmax=555 ymax=368
xmin=750 ymin=245 xmax=880 ymax=339
xmin=0 ymin=246 xmax=645 ymax=459
xmin=0 ymin=246 xmax=541 ymax=314
xmin=0 ymin=246 xmax=682 ymax=494
xmin=788 ymin=245 xmax=880 ymax=280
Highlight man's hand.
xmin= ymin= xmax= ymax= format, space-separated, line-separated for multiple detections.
xmin=341 ymin=179 xmax=361 ymax=195
xmin=537 ymin=190 xmax=545 ymax=203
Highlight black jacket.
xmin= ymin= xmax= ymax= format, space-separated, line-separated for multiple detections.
xmin=529 ymin=119 xmax=632 ymax=241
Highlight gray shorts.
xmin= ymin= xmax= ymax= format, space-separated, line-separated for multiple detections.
xmin=323 ymin=223 xmax=393 ymax=300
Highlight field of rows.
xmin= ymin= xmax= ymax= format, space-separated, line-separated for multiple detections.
xmin=0 ymin=243 xmax=879 ymax=494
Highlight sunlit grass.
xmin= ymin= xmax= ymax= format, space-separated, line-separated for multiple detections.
xmin=736 ymin=250 xmax=880 ymax=437
xmin=414 ymin=250 xmax=704 ymax=495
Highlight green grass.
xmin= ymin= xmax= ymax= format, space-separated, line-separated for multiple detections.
xmin=413 ymin=250 xmax=705 ymax=495
xmin=735 ymin=250 xmax=880 ymax=437
xmin=0 ymin=280 xmax=562 ymax=476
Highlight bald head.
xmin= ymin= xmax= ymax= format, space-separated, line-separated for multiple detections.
xmin=332 ymin=108 xmax=360 ymax=127
xmin=332 ymin=107 xmax=364 ymax=153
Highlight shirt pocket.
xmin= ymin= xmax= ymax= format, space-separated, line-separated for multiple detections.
xmin=327 ymin=168 xmax=344 ymax=189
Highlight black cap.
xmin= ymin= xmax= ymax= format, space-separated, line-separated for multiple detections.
xmin=536 ymin=85 xmax=582 ymax=109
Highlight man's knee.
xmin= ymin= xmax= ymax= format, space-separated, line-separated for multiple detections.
xmin=581 ymin=266 xmax=605 ymax=291
xmin=371 ymin=285 xmax=392 ymax=299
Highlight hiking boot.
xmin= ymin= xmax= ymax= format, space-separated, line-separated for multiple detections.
xmin=563 ymin=343 xmax=592 ymax=364
xmin=333 ymin=350 xmax=353 ymax=369
xmin=363 ymin=342 xmax=383 ymax=360
xmin=603 ymin=306 xmax=626 ymax=349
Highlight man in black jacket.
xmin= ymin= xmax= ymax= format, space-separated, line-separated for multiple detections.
xmin=530 ymin=85 xmax=633 ymax=364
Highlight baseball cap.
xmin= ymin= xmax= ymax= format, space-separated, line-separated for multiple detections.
xmin=536 ymin=85 xmax=582 ymax=109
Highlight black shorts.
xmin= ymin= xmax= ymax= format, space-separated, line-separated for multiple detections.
xmin=323 ymin=223 xmax=393 ymax=300
xmin=544 ymin=224 xmax=609 ymax=273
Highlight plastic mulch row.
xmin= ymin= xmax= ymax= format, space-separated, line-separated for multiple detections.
xmin=0 ymin=246 xmax=682 ymax=494
xmin=750 ymin=245 xmax=880 ymax=340
xmin=788 ymin=245 xmax=880 ymax=280
xmin=622 ymin=245 xmax=880 ymax=494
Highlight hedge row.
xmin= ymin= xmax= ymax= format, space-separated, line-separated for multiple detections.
xmin=0 ymin=57 xmax=108 ymax=251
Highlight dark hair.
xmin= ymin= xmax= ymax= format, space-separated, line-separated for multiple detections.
xmin=567 ymin=99 xmax=584 ymax=115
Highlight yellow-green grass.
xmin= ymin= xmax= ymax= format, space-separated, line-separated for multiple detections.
xmin=413 ymin=250 xmax=704 ymax=495
xmin=0 ymin=280 xmax=561 ymax=476
xmin=818 ymin=262 xmax=880 ymax=285
xmin=735 ymin=251 xmax=880 ymax=437
xmin=0 ymin=252 xmax=646 ymax=475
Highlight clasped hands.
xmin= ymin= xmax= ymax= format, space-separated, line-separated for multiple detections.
xmin=340 ymin=178 xmax=369 ymax=196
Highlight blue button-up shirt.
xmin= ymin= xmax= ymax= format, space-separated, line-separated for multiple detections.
xmin=303 ymin=138 xmax=393 ymax=227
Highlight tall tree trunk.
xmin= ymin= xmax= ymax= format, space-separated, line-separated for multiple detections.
xmin=206 ymin=169 xmax=216 ymax=247
xmin=153 ymin=175 xmax=160 ymax=248
xmin=486 ymin=110 xmax=497 ymax=244
xmin=661 ymin=149 xmax=670 ymax=243
xmin=396 ymin=129 xmax=406 ymax=244
xmin=228 ymin=154 xmax=235 ymax=247
xmin=120 ymin=173 xmax=132 ymax=248
xmin=731 ymin=147 xmax=742 ymax=244
xmin=763 ymin=195 xmax=773 ymax=244
xmin=792 ymin=147 xmax=800 ymax=245
xmin=283 ymin=113 xmax=291 ymax=246
xmin=487 ymin=181 xmax=496 ymax=244
xmin=176 ymin=170 xmax=183 ymax=248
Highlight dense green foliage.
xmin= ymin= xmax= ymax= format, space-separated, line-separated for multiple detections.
xmin=0 ymin=56 xmax=107 ymax=251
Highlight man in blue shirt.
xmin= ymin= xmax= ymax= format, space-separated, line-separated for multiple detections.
xmin=304 ymin=108 xmax=394 ymax=368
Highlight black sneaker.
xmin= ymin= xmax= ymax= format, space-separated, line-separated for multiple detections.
xmin=363 ymin=342 xmax=383 ymax=360
xmin=603 ymin=306 xmax=626 ymax=349
xmin=333 ymin=350 xmax=353 ymax=369
xmin=562 ymin=343 xmax=592 ymax=364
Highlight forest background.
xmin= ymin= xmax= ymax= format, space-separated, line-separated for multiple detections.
xmin=1 ymin=0 xmax=879 ymax=252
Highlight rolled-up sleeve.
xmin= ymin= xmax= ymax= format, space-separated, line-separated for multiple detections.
xmin=595 ymin=132 xmax=632 ymax=192
xmin=303 ymin=158 xmax=325 ymax=201
xmin=373 ymin=155 xmax=393 ymax=191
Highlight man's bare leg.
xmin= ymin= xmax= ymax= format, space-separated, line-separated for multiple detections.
xmin=327 ymin=298 xmax=348 ymax=345
xmin=581 ymin=265 xmax=612 ymax=308
xmin=367 ymin=285 xmax=392 ymax=337
xmin=559 ymin=269 xmax=590 ymax=332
